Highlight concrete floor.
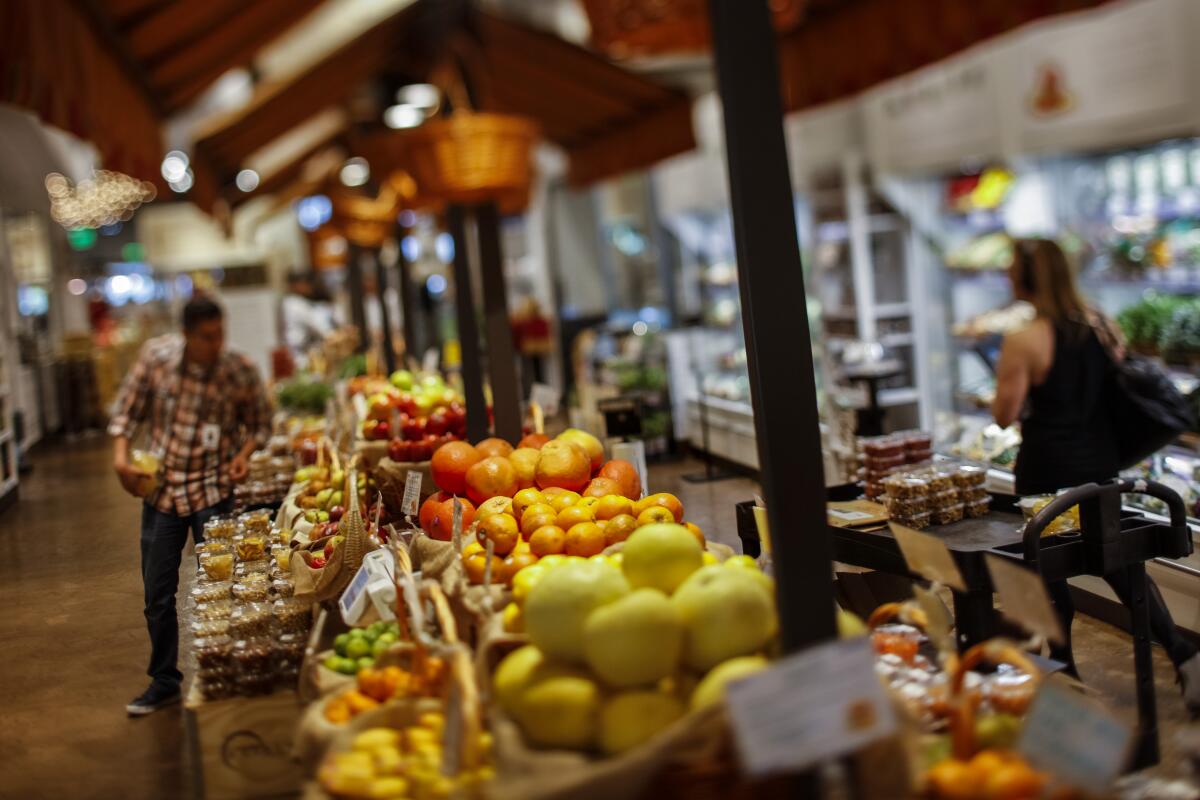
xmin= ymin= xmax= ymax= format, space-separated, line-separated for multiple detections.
xmin=0 ymin=439 xmax=1193 ymax=798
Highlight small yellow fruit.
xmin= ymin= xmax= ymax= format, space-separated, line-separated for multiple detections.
xmin=724 ymin=554 xmax=759 ymax=570
xmin=503 ymin=601 xmax=524 ymax=632
xmin=701 ymin=552 xmax=718 ymax=566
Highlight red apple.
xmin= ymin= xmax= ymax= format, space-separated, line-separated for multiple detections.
xmin=328 ymin=505 xmax=345 ymax=523
xmin=323 ymin=534 xmax=345 ymax=560
xmin=427 ymin=410 xmax=450 ymax=436
xmin=300 ymin=439 xmax=318 ymax=465
xmin=402 ymin=415 xmax=426 ymax=442
xmin=372 ymin=421 xmax=390 ymax=441
xmin=388 ymin=438 xmax=407 ymax=462
xmin=397 ymin=393 xmax=418 ymax=417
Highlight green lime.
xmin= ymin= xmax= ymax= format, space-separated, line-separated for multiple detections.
xmin=336 ymin=657 xmax=358 ymax=675
xmin=377 ymin=632 xmax=398 ymax=646
xmin=357 ymin=657 xmax=374 ymax=672
xmin=345 ymin=637 xmax=372 ymax=660
xmin=386 ymin=622 xmax=401 ymax=636
xmin=372 ymin=639 xmax=391 ymax=658
xmin=323 ymin=655 xmax=341 ymax=671
xmin=333 ymin=633 xmax=350 ymax=657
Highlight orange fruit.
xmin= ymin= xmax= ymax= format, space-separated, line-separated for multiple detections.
xmin=557 ymin=429 xmax=604 ymax=472
xmin=419 ymin=492 xmax=475 ymax=541
xmin=982 ymin=762 xmax=1045 ymax=800
xmin=684 ymin=522 xmax=706 ymax=548
xmin=595 ymin=494 xmax=633 ymax=521
xmin=511 ymin=487 xmax=546 ymax=520
xmin=541 ymin=486 xmax=567 ymax=501
xmin=565 ymin=522 xmax=605 ymax=557
xmin=431 ymin=441 xmax=481 ymax=495
xmin=548 ymin=490 xmax=582 ymax=512
xmin=519 ymin=503 xmax=559 ymax=537
xmin=478 ymin=513 xmax=520 ymax=556
xmin=582 ymin=477 xmax=622 ymax=498
xmin=512 ymin=538 xmax=532 ymax=556
xmin=575 ymin=496 xmax=601 ymax=511
xmin=599 ymin=459 xmax=642 ymax=500
xmin=518 ymin=433 xmax=550 ymax=450
xmin=925 ymin=759 xmax=982 ymax=800
xmin=462 ymin=540 xmax=484 ymax=557
xmin=476 ymin=496 xmax=513 ymax=520
xmin=501 ymin=551 xmax=539 ymax=586
xmin=529 ymin=524 xmax=567 ymax=557
xmin=475 ymin=437 xmax=514 ymax=459
xmin=556 ymin=504 xmax=595 ymax=530
xmin=636 ymin=506 xmax=675 ymax=526
xmin=465 ymin=456 xmax=519 ymax=506
xmin=462 ymin=552 xmax=490 ymax=585
xmin=509 ymin=448 xmax=540 ymax=490
xmin=604 ymin=513 xmax=638 ymax=545
xmin=534 ymin=440 xmax=591 ymax=492
xmin=633 ymin=492 xmax=684 ymax=523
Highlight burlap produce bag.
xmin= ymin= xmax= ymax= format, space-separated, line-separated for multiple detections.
xmin=412 ymin=533 xmax=511 ymax=645
xmin=374 ymin=457 xmax=435 ymax=517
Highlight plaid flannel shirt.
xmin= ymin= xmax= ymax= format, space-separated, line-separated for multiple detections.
xmin=108 ymin=334 xmax=272 ymax=516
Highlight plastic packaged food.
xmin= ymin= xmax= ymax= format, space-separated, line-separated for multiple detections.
xmin=204 ymin=517 xmax=237 ymax=540
xmin=196 ymin=540 xmax=232 ymax=556
xmin=235 ymin=534 xmax=267 ymax=562
xmin=959 ymin=487 xmax=989 ymax=504
xmin=862 ymin=436 xmax=906 ymax=458
xmin=275 ymin=528 xmax=292 ymax=547
xmin=194 ymin=635 xmax=234 ymax=670
xmin=882 ymin=474 xmax=930 ymax=500
xmin=272 ymin=578 xmax=295 ymax=598
xmin=194 ymin=600 xmax=233 ymax=620
xmin=232 ymin=637 xmax=276 ymax=672
xmin=240 ymin=509 xmax=273 ymax=535
xmin=965 ymin=498 xmax=992 ymax=519
xmin=276 ymin=633 xmax=306 ymax=670
xmin=951 ymin=465 xmax=988 ymax=489
xmin=902 ymin=431 xmax=933 ymax=453
xmin=191 ymin=581 xmax=232 ymax=604
xmin=904 ymin=450 xmax=933 ymax=465
xmin=923 ymin=470 xmax=955 ymax=494
xmin=985 ymin=667 xmax=1037 ymax=715
xmin=232 ymin=580 xmax=270 ymax=604
xmin=191 ymin=618 xmax=231 ymax=637
xmin=864 ymin=481 xmax=885 ymax=500
xmin=864 ymin=453 xmax=906 ymax=472
xmin=882 ymin=494 xmax=929 ymax=516
xmin=928 ymin=489 xmax=960 ymax=510
xmin=274 ymin=597 xmax=312 ymax=635
xmin=236 ymin=559 xmax=271 ymax=577
xmin=870 ymin=623 xmax=924 ymax=664
xmin=1019 ymin=495 xmax=1079 ymax=536
xmin=229 ymin=603 xmax=274 ymax=639
xmin=931 ymin=503 xmax=964 ymax=525
xmin=200 ymin=676 xmax=237 ymax=701
xmin=892 ymin=510 xmax=931 ymax=530
xmin=199 ymin=552 xmax=234 ymax=582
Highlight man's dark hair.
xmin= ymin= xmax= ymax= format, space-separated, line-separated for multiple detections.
xmin=182 ymin=296 xmax=224 ymax=331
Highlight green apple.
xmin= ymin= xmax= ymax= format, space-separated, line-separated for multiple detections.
xmin=346 ymin=637 xmax=372 ymax=660
xmin=390 ymin=369 xmax=414 ymax=390
xmin=334 ymin=633 xmax=351 ymax=657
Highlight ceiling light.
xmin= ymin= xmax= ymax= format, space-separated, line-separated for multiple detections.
xmin=396 ymin=83 xmax=440 ymax=110
xmin=340 ymin=157 xmax=370 ymax=187
xmin=235 ymin=169 xmax=260 ymax=192
xmin=168 ymin=169 xmax=194 ymax=193
xmin=383 ymin=104 xmax=424 ymax=130
xmin=161 ymin=151 xmax=189 ymax=182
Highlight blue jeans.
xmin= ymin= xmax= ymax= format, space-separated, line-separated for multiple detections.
xmin=140 ymin=498 xmax=231 ymax=690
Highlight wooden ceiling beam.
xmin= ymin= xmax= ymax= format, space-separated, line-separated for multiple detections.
xmin=126 ymin=0 xmax=245 ymax=64
xmin=100 ymin=0 xmax=169 ymax=25
xmin=481 ymin=46 xmax=639 ymax=120
xmin=154 ymin=0 xmax=324 ymax=113
xmin=566 ymin=97 xmax=695 ymax=186
xmin=71 ymin=0 xmax=168 ymax=117
xmin=228 ymin=132 xmax=345 ymax=207
xmin=484 ymin=82 xmax=598 ymax=146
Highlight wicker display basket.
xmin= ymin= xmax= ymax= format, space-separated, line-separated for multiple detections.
xmin=402 ymin=112 xmax=538 ymax=207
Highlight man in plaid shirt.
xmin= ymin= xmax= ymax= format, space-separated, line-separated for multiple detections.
xmin=109 ymin=297 xmax=271 ymax=715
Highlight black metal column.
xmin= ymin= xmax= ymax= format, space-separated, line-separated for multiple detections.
xmin=476 ymin=202 xmax=523 ymax=444
xmin=346 ymin=243 xmax=369 ymax=352
xmin=708 ymin=1 xmax=836 ymax=642
xmin=395 ymin=224 xmax=422 ymax=361
xmin=448 ymin=205 xmax=489 ymax=442
xmin=373 ymin=248 xmax=397 ymax=375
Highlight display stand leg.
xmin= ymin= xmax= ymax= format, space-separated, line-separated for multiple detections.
xmin=449 ymin=205 xmax=489 ymax=442
xmin=374 ymin=249 xmax=397 ymax=375
xmin=708 ymin=1 xmax=836 ymax=794
xmin=952 ymin=588 xmax=995 ymax=652
xmin=395 ymin=224 xmax=422 ymax=362
xmin=476 ymin=202 xmax=523 ymax=444
xmin=346 ymin=243 xmax=369 ymax=353
xmin=1126 ymin=563 xmax=1160 ymax=768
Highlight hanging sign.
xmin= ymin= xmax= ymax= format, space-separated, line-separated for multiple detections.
xmin=890 ymin=523 xmax=966 ymax=592
xmin=984 ymin=554 xmax=1065 ymax=645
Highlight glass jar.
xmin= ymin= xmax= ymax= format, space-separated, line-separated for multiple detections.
xmin=229 ymin=603 xmax=274 ymax=639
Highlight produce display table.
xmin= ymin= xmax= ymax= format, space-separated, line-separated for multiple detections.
xmin=821 ymin=480 xmax=1191 ymax=770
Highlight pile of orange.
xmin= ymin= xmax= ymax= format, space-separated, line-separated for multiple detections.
xmin=924 ymin=750 xmax=1062 ymax=800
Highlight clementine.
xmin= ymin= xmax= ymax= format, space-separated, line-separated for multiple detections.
xmin=465 ymin=456 xmax=519 ymax=505
xmin=501 ymin=551 xmax=539 ymax=586
xmin=565 ymin=522 xmax=606 ymax=557
xmin=541 ymin=486 xmax=567 ymax=501
xmin=528 ymin=524 xmax=567 ymax=557
xmin=557 ymin=429 xmax=604 ymax=472
xmin=556 ymin=504 xmax=595 ymax=530
xmin=519 ymin=503 xmax=559 ymax=538
xmin=684 ymin=522 xmax=706 ymax=548
xmin=511 ymin=487 xmax=546 ymax=520
xmin=633 ymin=492 xmax=684 ymax=523
xmin=476 ymin=496 xmax=513 ymax=521
xmin=431 ymin=441 xmax=481 ymax=495
xmin=604 ymin=513 xmax=638 ymax=545
xmin=575 ymin=496 xmax=601 ymax=511
xmin=582 ymin=477 xmax=622 ymax=498
xmin=462 ymin=552 xmax=488 ymax=585
xmin=508 ymin=448 xmax=539 ymax=490
xmin=599 ymin=459 xmax=642 ymax=500
xmin=517 ymin=432 xmax=550 ymax=450
xmin=547 ymin=490 xmax=582 ymax=512
xmin=475 ymin=437 xmax=515 ymax=459
xmin=419 ymin=492 xmax=475 ymax=541
xmin=636 ymin=506 xmax=675 ymax=526
xmin=534 ymin=440 xmax=591 ymax=492
xmin=477 ymin=513 xmax=520 ymax=556
xmin=594 ymin=494 xmax=633 ymax=521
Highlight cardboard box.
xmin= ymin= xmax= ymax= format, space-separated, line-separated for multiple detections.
xmin=185 ymin=686 xmax=303 ymax=799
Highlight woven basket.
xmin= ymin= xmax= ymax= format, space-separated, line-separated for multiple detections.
xmin=402 ymin=112 xmax=537 ymax=207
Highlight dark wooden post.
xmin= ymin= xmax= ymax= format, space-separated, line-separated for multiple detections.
xmin=394 ymin=225 xmax=422 ymax=362
xmin=448 ymin=205 xmax=489 ymax=442
xmin=475 ymin=202 xmax=523 ymax=444
xmin=373 ymin=248 xmax=397 ymax=375
xmin=346 ymin=243 xmax=369 ymax=352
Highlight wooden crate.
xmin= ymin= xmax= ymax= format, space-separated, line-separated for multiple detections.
xmin=185 ymin=685 xmax=304 ymax=800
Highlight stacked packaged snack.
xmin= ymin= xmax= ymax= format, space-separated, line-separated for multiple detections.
xmin=861 ymin=437 xmax=907 ymax=499
xmin=881 ymin=473 xmax=932 ymax=528
xmin=952 ymin=464 xmax=992 ymax=518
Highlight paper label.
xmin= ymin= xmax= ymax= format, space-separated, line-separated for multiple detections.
xmin=912 ymin=584 xmax=955 ymax=657
xmin=529 ymin=382 xmax=561 ymax=416
xmin=726 ymin=638 xmax=898 ymax=776
xmin=452 ymin=498 xmax=464 ymax=553
xmin=828 ymin=509 xmax=874 ymax=522
xmin=402 ymin=471 xmax=422 ymax=517
xmin=890 ymin=523 xmax=966 ymax=592
xmin=1017 ymin=675 xmax=1132 ymax=795
xmin=984 ymin=555 xmax=1065 ymax=645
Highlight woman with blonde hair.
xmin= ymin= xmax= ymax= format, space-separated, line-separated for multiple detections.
xmin=993 ymin=238 xmax=1199 ymax=711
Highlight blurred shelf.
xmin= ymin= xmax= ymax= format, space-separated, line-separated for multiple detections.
xmin=825 ymin=302 xmax=911 ymax=321
xmin=879 ymin=387 xmax=920 ymax=407
xmin=1079 ymin=271 xmax=1200 ymax=293
xmin=816 ymin=214 xmax=904 ymax=242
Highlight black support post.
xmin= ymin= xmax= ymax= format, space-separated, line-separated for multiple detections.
xmin=374 ymin=249 xmax=397 ymax=375
xmin=346 ymin=243 xmax=369 ymax=353
xmin=476 ymin=202 xmax=523 ymax=444
xmin=448 ymin=205 xmax=489 ymax=442
xmin=707 ymin=1 xmax=837 ymax=645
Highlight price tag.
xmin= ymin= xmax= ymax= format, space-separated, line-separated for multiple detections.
xmin=1017 ymin=675 xmax=1133 ymax=795
xmin=984 ymin=555 xmax=1065 ymax=645
xmin=726 ymin=638 xmax=897 ymax=776
xmin=529 ymin=382 xmax=560 ymax=416
xmin=422 ymin=347 xmax=439 ymax=373
xmin=452 ymin=497 xmax=464 ymax=553
xmin=890 ymin=523 xmax=966 ymax=592
xmin=912 ymin=584 xmax=954 ymax=657
xmin=402 ymin=471 xmax=422 ymax=518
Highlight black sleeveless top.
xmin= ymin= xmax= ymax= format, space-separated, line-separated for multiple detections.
xmin=1013 ymin=320 xmax=1120 ymax=496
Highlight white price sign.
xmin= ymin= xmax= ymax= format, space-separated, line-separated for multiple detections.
xmin=402 ymin=471 xmax=422 ymax=517
xmin=726 ymin=638 xmax=897 ymax=776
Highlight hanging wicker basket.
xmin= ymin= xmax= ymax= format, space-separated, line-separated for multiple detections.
xmin=402 ymin=112 xmax=537 ymax=208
